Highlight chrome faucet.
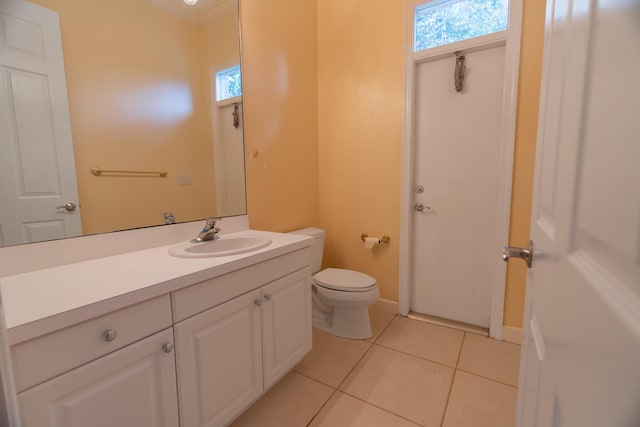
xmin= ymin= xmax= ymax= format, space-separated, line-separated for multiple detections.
xmin=191 ymin=218 xmax=221 ymax=243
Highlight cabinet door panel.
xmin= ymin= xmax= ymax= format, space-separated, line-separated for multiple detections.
xmin=18 ymin=328 xmax=178 ymax=427
xmin=262 ymin=268 xmax=312 ymax=388
xmin=174 ymin=289 xmax=263 ymax=427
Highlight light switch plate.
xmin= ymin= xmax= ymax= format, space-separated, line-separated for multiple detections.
xmin=177 ymin=175 xmax=192 ymax=185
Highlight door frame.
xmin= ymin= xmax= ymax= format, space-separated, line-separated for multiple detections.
xmin=398 ymin=0 xmax=523 ymax=339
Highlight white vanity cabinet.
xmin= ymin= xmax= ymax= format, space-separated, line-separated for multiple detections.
xmin=0 ymin=231 xmax=313 ymax=427
xmin=18 ymin=328 xmax=179 ymax=427
xmin=174 ymin=267 xmax=312 ymax=427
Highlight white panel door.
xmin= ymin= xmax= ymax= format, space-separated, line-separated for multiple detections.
xmin=261 ymin=268 xmax=312 ymax=389
xmin=0 ymin=0 xmax=81 ymax=247
xmin=18 ymin=328 xmax=179 ymax=427
xmin=174 ymin=289 xmax=263 ymax=427
xmin=516 ymin=0 xmax=640 ymax=425
xmin=411 ymin=44 xmax=506 ymax=327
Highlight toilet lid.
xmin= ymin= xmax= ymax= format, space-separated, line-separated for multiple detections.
xmin=313 ymin=268 xmax=376 ymax=292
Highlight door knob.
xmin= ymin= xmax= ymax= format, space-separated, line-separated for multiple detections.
xmin=502 ymin=240 xmax=534 ymax=268
xmin=57 ymin=202 xmax=76 ymax=212
xmin=414 ymin=202 xmax=431 ymax=212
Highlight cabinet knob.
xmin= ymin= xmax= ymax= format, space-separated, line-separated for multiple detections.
xmin=162 ymin=343 xmax=174 ymax=353
xmin=103 ymin=329 xmax=118 ymax=342
xmin=254 ymin=299 xmax=262 ymax=307
xmin=264 ymin=293 xmax=272 ymax=301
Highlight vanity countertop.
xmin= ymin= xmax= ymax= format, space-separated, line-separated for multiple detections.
xmin=0 ymin=230 xmax=311 ymax=334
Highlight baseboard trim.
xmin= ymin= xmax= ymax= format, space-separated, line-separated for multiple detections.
xmin=502 ymin=325 xmax=523 ymax=345
xmin=371 ymin=298 xmax=399 ymax=314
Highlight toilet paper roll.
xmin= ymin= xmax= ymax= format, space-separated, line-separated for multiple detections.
xmin=364 ymin=237 xmax=381 ymax=250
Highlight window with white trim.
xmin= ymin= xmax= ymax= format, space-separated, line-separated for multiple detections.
xmin=215 ymin=65 xmax=242 ymax=102
xmin=414 ymin=0 xmax=509 ymax=52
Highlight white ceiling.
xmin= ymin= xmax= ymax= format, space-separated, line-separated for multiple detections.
xmin=144 ymin=0 xmax=237 ymax=25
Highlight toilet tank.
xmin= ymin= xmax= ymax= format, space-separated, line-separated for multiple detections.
xmin=288 ymin=228 xmax=324 ymax=274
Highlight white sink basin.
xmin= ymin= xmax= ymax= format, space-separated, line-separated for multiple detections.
xmin=168 ymin=235 xmax=272 ymax=258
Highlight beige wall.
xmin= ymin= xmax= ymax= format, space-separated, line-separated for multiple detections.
xmin=240 ymin=0 xmax=320 ymax=232
xmin=201 ymin=10 xmax=240 ymax=69
xmin=32 ymin=0 xmax=218 ymax=235
xmin=317 ymin=0 xmax=404 ymax=301
xmin=244 ymin=0 xmax=544 ymax=326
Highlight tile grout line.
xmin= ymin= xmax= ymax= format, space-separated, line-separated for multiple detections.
xmin=439 ymin=331 xmax=467 ymax=427
xmin=370 ymin=312 xmax=398 ymax=344
xmin=454 ymin=332 xmax=520 ymax=388
xmin=373 ymin=342 xmax=460 ymax=370
xmin=305 ymin=315 xmax=398 ymax=426
xmin=305 ymin=388 xmax=338 ymax=427
xmin=455 ymin=332 xmax=467 ymax=369
xmin=333 ymin=315 xmax=449 ymax=426
xmin=334 ymin=336 xmax=376 ymax=390
xmin=292 ymin=369 xmax=339 ymax=390
xmin=337 ymin=390 xmax=424 ymax=426
xmin=454 ymin=368 xmax=519 ymax=389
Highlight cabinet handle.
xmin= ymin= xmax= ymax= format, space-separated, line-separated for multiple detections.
xmin=103 ymin=329 xmax=118 ymax=342
xmin=264 ymin=293 xmax=272 ymax=301
xmin=254 ymin=299 xmax=262 ymax=307
xmin=162 ymin=343 xmax=174 ymax=353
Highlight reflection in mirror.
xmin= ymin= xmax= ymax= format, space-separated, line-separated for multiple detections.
xmin=0 ymin=0 xmax=246 ymax=248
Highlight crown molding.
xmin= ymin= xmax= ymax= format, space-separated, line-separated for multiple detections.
xmin=144 ymin=0 xmax=236 ymax=26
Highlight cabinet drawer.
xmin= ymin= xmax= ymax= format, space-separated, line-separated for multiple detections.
xmin=11 ymin=294 xmax=172 ymax=392
xmin=18 ymin=328 xmax=178 ymax=427
xmin=172 ymin=247 xmax=310 ymax=322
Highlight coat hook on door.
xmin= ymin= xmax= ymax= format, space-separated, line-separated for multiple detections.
xmin=232 ymin=103 xmax=239 ymax=129
xmin=454 ymin=51 xmax=466 ymax=93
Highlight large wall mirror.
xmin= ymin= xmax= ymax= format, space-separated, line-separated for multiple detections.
xmin=0 ymin=0 xmax=246 ymax=248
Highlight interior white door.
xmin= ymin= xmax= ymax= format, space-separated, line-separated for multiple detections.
xmin=215 ymin=101 xmax=246 ymax=216
xmin=517 ymin=0 xmax=640 ymax=425
xmin=411 ymin=44 xmax=506 ymax=328
xmin=0 ymin=0 xmax=82 ymax=247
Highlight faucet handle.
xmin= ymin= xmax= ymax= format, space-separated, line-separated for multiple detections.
xmin=203 ymin=217 xmax=219 ymax=230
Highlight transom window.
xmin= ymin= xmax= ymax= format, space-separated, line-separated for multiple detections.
xmin=215 ymin=65 xmax=242 ymax=102
xmin=414 ymin=0 xmax=509 ymax=52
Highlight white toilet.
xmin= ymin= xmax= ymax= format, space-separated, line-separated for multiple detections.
xmin=290 ymin=228 xmax=379 ymax=339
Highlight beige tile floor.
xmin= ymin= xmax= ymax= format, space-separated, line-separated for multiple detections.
xmin=231 ymin=309 xmax=520 ymax=427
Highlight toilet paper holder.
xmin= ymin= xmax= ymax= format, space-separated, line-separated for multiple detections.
xmin=361 ymin=233 xmax=390 ymax=244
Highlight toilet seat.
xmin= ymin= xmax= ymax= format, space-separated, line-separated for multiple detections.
xmin=313 ymin=268 xmax=376 ymax=292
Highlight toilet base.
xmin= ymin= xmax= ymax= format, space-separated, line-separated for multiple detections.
xmin=312 ymin=301 xmax=373 ymax=340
